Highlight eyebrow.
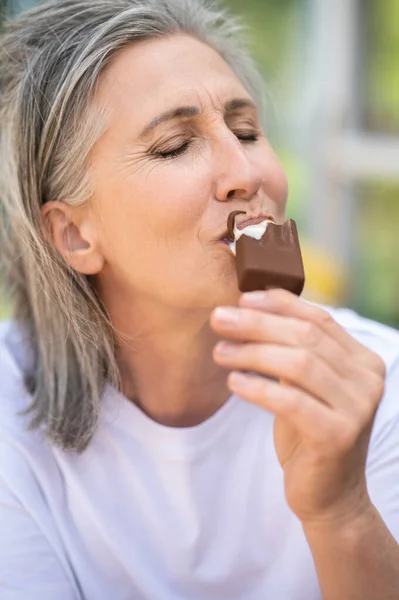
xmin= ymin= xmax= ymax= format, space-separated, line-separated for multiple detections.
xmin=139 ymin=97 xmax=257 ymax=137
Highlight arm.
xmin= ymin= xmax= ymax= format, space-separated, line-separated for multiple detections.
xmin=210 ymin=289 xmax=399 ymax=599
xmin=0 ymin=477 xmax=80 ymax=600
xmin=304 ymin=505 xmax=399 ymax=600
xmin=304 ymin=355 xmax=399 ymax=600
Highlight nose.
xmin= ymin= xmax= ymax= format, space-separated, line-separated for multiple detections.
xmin=213 ymin=130 xmax=263 ymax=203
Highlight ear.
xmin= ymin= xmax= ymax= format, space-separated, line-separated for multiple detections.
xmin=42 ymin=201 xmax=105 ymax=275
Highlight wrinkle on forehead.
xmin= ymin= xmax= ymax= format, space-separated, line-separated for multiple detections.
xmin=93 ymin=34 xmax=255 ymax=132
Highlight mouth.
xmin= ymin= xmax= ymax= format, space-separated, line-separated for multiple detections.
xmin=218 ymin=230 xmax=235 ymax=245
xmin=237 ymin=214 xmax=275 ymax=230
xmin=218 ymin=213 xmax=275 ymax=244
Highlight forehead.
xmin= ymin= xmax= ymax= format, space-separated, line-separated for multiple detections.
xmin=95 ymin=34 xmax=253 ymax=128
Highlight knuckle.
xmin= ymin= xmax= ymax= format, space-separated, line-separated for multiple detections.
xmin=240 ymin=309 xmax=269 ymax=340
xmin=355 ymin=401 xmax=375 ymax=429
xmin=291 ymin=349 xmax=313 ymax=379
xmin=279 ymin=388 xmax=305 ymax=418
xmin=369 ymin=372 xmax=385 ymax=403
xmin=250 ymin=310 xmax=267 ymax=333
xmin=358 ymin=348 xmax=386 ymax=378
xmin=251 ymin=343 xmax=269 ymax=367
xmin=338 ymin=356 xmax=355 ymax=380
xmin=287 ymin=390 xmax=307 ymax=415
xmin=371 ymin=355 xmax=386 ymax=378
xmin=353 ymin=370 xmax=385 ymax=408
xmin=314 ymin=307 xmax=334 ymax=329
xmin=300 ymin=322 xmax=321 ymax=348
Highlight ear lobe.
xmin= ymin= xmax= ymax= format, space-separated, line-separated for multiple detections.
xmin=42 ymin=201 xmax=105 ymax=275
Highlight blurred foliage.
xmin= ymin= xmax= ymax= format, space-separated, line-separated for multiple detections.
xmin=364 ymin=0 xmax=399 ymax=133
xmin=354 ymin=182 xmax=399 ymax=327
xmin=224 ymin=0 xmax=299 ymax=75
xmin=224 ymin=0 xmax=303 ymax=138
xmin=357 ymin=0 xmax=399 ymax=326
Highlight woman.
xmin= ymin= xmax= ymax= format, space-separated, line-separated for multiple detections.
xmin=0 ymin=1 xmax=399 ymax=598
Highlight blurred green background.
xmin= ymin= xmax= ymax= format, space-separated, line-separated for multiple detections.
xmin=225 ymin=0 xmax=399 ymax=327
xmin=1 ymin=0 xmax=399 ymax=326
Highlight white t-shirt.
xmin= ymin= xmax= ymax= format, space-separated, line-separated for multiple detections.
xmin=1 ymin=307 xmax=399 ymax=600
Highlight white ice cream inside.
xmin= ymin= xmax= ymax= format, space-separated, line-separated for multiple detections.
xmin=228 ymin=219 xmax=273 ymax=255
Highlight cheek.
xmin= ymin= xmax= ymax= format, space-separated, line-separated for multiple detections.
xmin=122 ymin=163 xmax=210 ymax=236
xmin=95 ymin=168 xmax=211 ymax=263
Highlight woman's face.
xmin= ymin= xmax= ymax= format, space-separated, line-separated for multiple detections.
xmin=89 ymin=34 xmax=288 ymax=310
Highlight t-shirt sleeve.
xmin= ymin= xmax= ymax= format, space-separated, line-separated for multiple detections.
xmin=366 ymin=357 xmax=399 ymax=542
xmin=0 ymin=477 xmax=80 ymax=600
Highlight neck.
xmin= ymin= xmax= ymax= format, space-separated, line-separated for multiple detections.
xmin=106 ymin=293 xmax=231 ymax=427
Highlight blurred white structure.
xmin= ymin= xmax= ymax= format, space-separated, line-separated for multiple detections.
xmin=302 ymin=0 xmax=399 ymax=266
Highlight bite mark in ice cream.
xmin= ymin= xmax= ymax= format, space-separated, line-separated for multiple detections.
xmin=227 ymin=211 xmax=305 ymax=294
xmin=228 ymin=217 xmax=275 ymax=256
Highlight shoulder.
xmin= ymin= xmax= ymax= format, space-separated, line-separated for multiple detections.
xmin=0 ymin=321 xmax=70 ymax=524
xmin=0 ymin=320 xmax=51 ymax=477
xmin=0 ymin=319 xmax=35 ymax=423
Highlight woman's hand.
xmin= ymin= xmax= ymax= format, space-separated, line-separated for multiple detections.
xmin=210 ymin=289 xmax=386 ymax=527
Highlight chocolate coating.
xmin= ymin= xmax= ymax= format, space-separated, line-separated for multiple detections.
xmin=227 ymin=210 xmax=247 ymax=239
xmin=235 ymin=219 xmax=305 ymax=294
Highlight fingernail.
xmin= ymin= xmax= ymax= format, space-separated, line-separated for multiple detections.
xmin=214 ymin=341 xmax=237 ymax=355
xmin=241 ymin=291 xmax=266 ymax=305
xmin=213 ymin=307 xmax=240 ymax=325
xmin=228 ymin=371 xmax=250 ymax=389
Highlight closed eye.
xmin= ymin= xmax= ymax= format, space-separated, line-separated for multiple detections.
xmin=156 ymin=142 xmax=191 ymax=159
xmin=154 ymin=130 xmax=260 ymax=160
xmin=235 ymin=132 xmax=259 ymax=143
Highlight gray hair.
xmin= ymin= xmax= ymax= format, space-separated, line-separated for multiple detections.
xmin=0 ymin=0 xmax=265 ymax=451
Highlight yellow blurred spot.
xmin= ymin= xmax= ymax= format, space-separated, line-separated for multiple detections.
xmin=300 ymin=239 xmax=347 ymax=306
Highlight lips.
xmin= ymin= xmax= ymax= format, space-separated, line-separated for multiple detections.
xmin=237 ymin=215 xmax=274 ymax=230
xmin=219 ymin=212 xmax=275 ymax=242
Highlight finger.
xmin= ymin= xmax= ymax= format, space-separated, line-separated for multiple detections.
xmin=226 ymin=371 xmax=347 ymax=445
xmin=210 ymin=306 xmax=350 ymax=380
xmin=214 ymin=341 xmax=360 ymax=414
xmin=211 ymin=304 xmax=384 ymax=418
xmin=239 ymin=289 xmax=386 ymax=377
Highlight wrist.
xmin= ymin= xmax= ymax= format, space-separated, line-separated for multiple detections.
xmin=300 ymin=486 xmax=375 ymax=535
xmin=302 ymin=498 xmax=377 ymax=541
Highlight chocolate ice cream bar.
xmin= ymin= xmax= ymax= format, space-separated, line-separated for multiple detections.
xmin=227 ymin=212 xmax=305 ymax=294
